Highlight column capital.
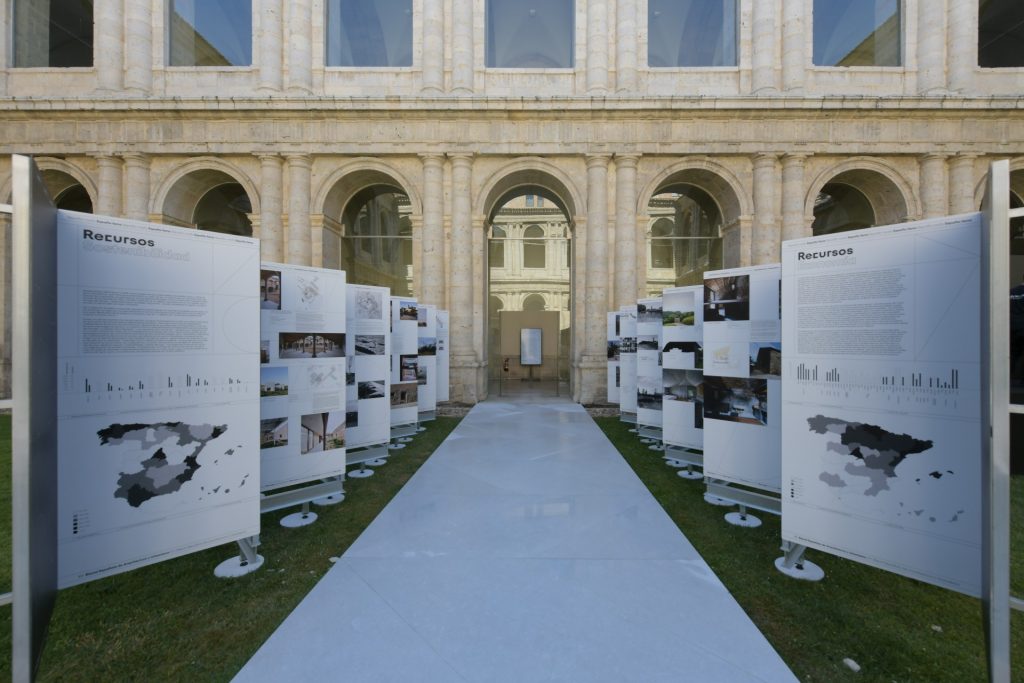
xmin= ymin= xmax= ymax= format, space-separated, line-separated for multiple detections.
xmin=586 ymin=153 xmax=612 ymax=168
xmin=255 ymin=152 xmax=283 ymax=163
xmin=448 ymin=152 xmax=475 ymax=165
xmin=419 ymin=152 xmax=445 ymax=165
xmin=284 ymin=153 xmax=313 ymax=167
xmin=121 ymin=152 xmax=150 ymax=165
xmin=952 ymin=152 xmax=982 ymax=162
xmin=781 ymin=153 xmax=810 ymax=165
xmin=920 ymin=152 xmax=951 ymax=162
xmin=752 ymin=152 xmax=781 ymax=167
xmin=90 ymin=152 xmax=122 ymax=165
xmin=614 ymin=153 xmax=641 ymax=168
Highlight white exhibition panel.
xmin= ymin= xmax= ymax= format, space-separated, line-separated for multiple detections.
xmin=618 ymin=305 xmax=638 ymax=415
xmin=259 ymin=263 xmax=347 ymax=490
xmin=417 ymin=303 xmax=438 ymax=414
xmin=781 ymin=214 xmax=983 ymax=597
xmin=56 ymin=213 xmax=260 ymax=588
xmin=436 ymin=310 xmax=450 ymax=402
xmin=607 ymin=312 xmax=620 ymax=404
xmin=636 ymin=297 xmax=663 ymax=429
xmin=390 ymin=296 xmax=419 ymax=426
xmin=345 ymin=284 xmax=391 ymax=450
xmin=662 ymin=285 xmax=704 ymax=450
xmin=702 ymin=264 xmax=782 ymax=492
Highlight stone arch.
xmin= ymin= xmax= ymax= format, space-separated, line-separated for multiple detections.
xmin=314 ymin=158 xmax=422 ymax=220
xmin=0 ymin=157 xmax=98 ymax=208
xmin=637 ymin=157 xmax=751 ymax=229
xmin=476 ymin=157 xmax=583 ymax=225
xmin=973 ymin=157 xmax=1024 ymax=208
xmin=522 ymin=293 xmax=547 ymax=311
xmin=152 ymin=157 xmax=261 ymax=225
xmin=805 ymin=157 xmax=918 ymax=227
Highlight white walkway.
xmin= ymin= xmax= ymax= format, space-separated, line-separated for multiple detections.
xmin=235 ymin=397 xmax=797 ymax=682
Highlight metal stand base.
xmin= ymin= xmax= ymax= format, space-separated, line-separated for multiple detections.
xmin=280 ymin=510 xmax=317 ymax=528
xmin=388 ymin=442 xmax=406 ymax=450
xmin=703 ymin=493 xmax=734 ymax=507
xmin=677 ymin=468 xmax=703 ymax=480
xmin=774 ymin=556 xmax=825 ymax=582
xmin=214 ymin=554 xmax=265 ymax=578
xmin=348 ymin=467 xmax=374 ymax=479
xmin=640 ymin=438 xmax=656 ymax=444
xmin=312 ymin=492 xmax=345 ymax=506
xmin=416 ymin=425 xmax=426 ymax=433
xmin=628 ymin=428 xmax=638 ymax=433
xmin=725 ymin=511 xmax=762 ymax=528
xmin=398 ymin=436 xmax=413 ymax=443
xmin=365 ymin=457 xmax=388 ymax=466
xmin=648 ymin=444 xmax=665 ymax=452
xmin=664 ymin=459 xmax=687 ymax=468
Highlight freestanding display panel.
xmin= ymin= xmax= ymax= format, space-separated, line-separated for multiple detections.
xmin=662 ymin=285 xmax=704 ymax=453
xmin=618 ymin=305 xmax=638 ymax=419
xmin=636 ymin=297 xmax=663 ymax=433
xmin=607 ymin=312 xmax=620 ymax=404
xmin=436 ymin=310 xmax=450 ymax=402
xmin=390 ymin=296 xmax=419 ymax=430
xmin=417 ymin=303 xmax=438 ymax=419
xmin=345 ymin=284 xmax=391 ymax=454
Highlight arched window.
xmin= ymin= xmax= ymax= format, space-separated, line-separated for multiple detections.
xmin=649 ymin=218 xmax=675 ymax=269
xmin=490 ymin=226 xmax=506 ymax=268
xmin=812 ymin=183 xmax=874 ymax=236
xmin=54 ymin=184 xmax=93 ymax=213
xmin=522 ymin=293 xmax=546 ymax=311
xmin=193 ymin=183 xmax=253 ymax=236
xmin=645 ymin=186 xmax=722 ymax=292
xmin=523 ymin=224 xmax=545 ymax=268
xmin=334 ymin=186 xmax=414 ymax=296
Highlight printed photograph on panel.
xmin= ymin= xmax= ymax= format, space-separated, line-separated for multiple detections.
xmin=663 ymin=291 xmax=695 ymax=326
xmin=260 ymin=339 xmax=270 ymax=364
xmin=299 ymin=411 xmax=346 ymax=454
xmin=638 ymin=335 xmax=659 ymax=351
xmin=400 ymin=354 xmax=418 ymax=382
xmin=260 ymin=366 xmax=288 ymax=397
xmin=418 ymin=337 xmax=438 ymax=355
xmin=620 ymin=337 xmax=637 ymax=354
xmin=703 ymin=376 xmax=768 ymax=425
xmin=346 ymin=409 xmax=359 ymax=428
xmin=637 ymin=301 xmax=663 ymax=324
xmin=354 ymin=288 xmax=384 ymax=320
xmin=279 ymin=332 xmax=346 ymax=359
xmin=391 ymin=381 xmax=418 ymax=407
xmin=704 ymin=275 xmax=750 ymax=322
xmin=260 ymin=269 xmax=282 ymax=310
xmin=417 ymin=307 xmax=429 ymax=327
xmin=400 ymin=301 xmax=418 ymax=321
xmin=417 ymin=364 xmax=428 ymax=385
xmin=607 ymin=339 xmax=621 ymax=361
xmin=354 ymin=334 xmax=386 ymax=355
xmin=637 ymin=374 xmax=663 ymax=411
xmin=357 ymin=380 xmax=386 ymax=400
xmin=663 ymin=341 xmax=703 ymax=368
xmin=749 ymin=342 xmax=782 ymax=378
xmin=260 ymin=417 xmax=288 ymax=449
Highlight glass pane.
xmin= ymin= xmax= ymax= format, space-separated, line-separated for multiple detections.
xmin=487 ymin=0 xmax=574 ymax=68
xmin=812 ymin=183 xmax=875 ymax=236
xmin=327 ymin=0 xmax=413 ymax=67
xmin=194 ymin=183 xmax=253 ymax=236
xmin=648 ymin=0 xmax=736 ymax=67
xmin=169 ymin=0 xmax=252 ymax=66
xmin=645 ymin=186 xmax=722 ymax=293
xmin=14 ymin=0 xmax=93 ymax=67
xmin=335 ymin=187 xmax=414 ymax=296
xmin=813 ymin=0 xmax=901 ymax=66
xmin=979 ymin=0 xmax=1024 ymax=68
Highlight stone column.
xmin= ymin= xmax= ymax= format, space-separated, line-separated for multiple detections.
xmin=781 ymin=0 xmax=804 ymax=92
xmin=948 ymin=0 xmax=975 ymax=94
xmin=452 ymin=0 xmax=474 ymax=93
xmin=616 ymin=0 xmax=637 ymax=92
xmin=94 ymin=154 xmax=123 ymax=217
xmin=286 ymin=154 xmax=312 ymax=265
xmin=585 ymin=155 xmax=611 ymax=400
xmin=949 ymin=153 xmax=980 ymax=215
xmin=449 ymin=154 xmax=475 ymax=399
xmin=124 ymin=0 xmax=152 ymax=92
xmin=420 ymin=154 xmax=445 ymax=304
xmin=258 ymin=154 xmax=284 ymax=262
xmin=919 ymin=153 xmax=950 ymax=219
xmin=258 ymin=0 xmax=283 ymax=91
xmin=917 ymin=0 xmax=946 ymax=93
xmin=421 ymin=0 xmax=444 ymax=93
xmin=95 ymin=0 xmax=124 ymax=92
xmin=587 ymin=0 xmax=609 ymax=93
xmin=751 ymin=0 xmax=778 ymax=93
xmin=122 ymin=153 xmax=150 ymax=221
xmin=287 ymin=0 xmax=313 ymax=93
xmin=614 ymin=154 xmax=639 ymax=307
xmin=752 ymin=153 xmax=782 ymax=264
xmin=781 ymin=154 xmax=808 ymax=242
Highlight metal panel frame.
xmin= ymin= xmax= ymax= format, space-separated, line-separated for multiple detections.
xmin=11 ymin=155 xmax=59 ymax=682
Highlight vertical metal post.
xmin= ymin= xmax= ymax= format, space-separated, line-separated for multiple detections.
xmin=982 ymin=160 xmax=1011 ymax=683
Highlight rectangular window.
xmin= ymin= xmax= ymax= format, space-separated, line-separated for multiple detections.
xmin=813 ymin=0 xmax=901 ymax=67
xmin=169 ymin=0 xmax=252 ymax=66
xmin=525 ymin=195 xmax=534 ymax=207
xmin=648 ymin=0 xmax=737 ymax=67
xmin=13 ymin=0 xmax=93 ymax=67
xmin=327 ymin=0 xmax=413 ymax=67
xmin=979 ymin=0 xmax=1024 ymax=68
xmin=486 ymin=0 xmax=574 ymax=68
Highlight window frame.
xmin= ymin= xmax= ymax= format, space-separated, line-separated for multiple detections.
xmin=808 ymin=0 xmax=905 ymax=70
xmin=165 ymin=0 xmax=255 ymax=69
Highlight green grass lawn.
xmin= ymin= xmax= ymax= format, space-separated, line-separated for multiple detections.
xmin=594 ymin=417 xmax=1024 ymax=683
xmin=0 ymin=415 xmax=460 ymax=681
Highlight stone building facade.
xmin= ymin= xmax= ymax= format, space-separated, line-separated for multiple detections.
xmin=0 ymin=1 xmax=1022 ymax=404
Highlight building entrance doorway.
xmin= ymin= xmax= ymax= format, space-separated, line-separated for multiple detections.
xmin=487 ymin=189 xmax=572 ymax=397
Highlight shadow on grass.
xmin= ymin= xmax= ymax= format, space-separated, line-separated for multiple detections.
xmin=594 ymin=417 xmax=1024 ymax=683
xmin=0 ymin=416 xmax=460 ymax=682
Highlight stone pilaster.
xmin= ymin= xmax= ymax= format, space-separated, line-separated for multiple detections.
xmin=614 ymin=154 xmax=639 ymax=307
xmin=919 ymin=153 xmax=950 ymax=219
xmin=452 ymin=0 xmax=474 ymax=93
xmin=287 ymin=0 xmax=313 ymax=93
xmin=258 ymin=0 xmax=283 ymax=91
xmin=616 ymin=0 xmax=637 ymax=93
xmin=122 ymin=153 xmax=150 ymax=221
xmin=285 ymin=154 xmax=312 ymax=265
xmin=449 ymin=153 xmax=476 ymax=400
xmin=421 ymin=0 xmax=444 ymax=93
xmin=258 ymin=154 xmax=284 ymax=262
xmin=420 ymin=154 xmax=445 ymax=305
xmin=95 ymin=0 xmax=124 ymax=92
xmin=752 ymin=153 xmax=781 ymax=264
xmin=949 ymin=153 xmax=980 ymax=215
xmin=751 ymin=0 xmax=778 ymax=93
xmin=94 ymin=154 xmax=123 ymax=217
xmin=781 ymin=0 xmax=804 ymax=92
xmin=948 ymin=0 xmax=976 ymax=94
xmin=587 ymin=0 xmax=609 ymax=93
xmin=917 ymin=0 xmax=947 ymax=93
xmin=583 ymin=154 xmax=610 ymax=402
xmin=781 ymin=153 xmax=808 ymax=242
xmin=124 ymin=0 xmax=152 ymax=92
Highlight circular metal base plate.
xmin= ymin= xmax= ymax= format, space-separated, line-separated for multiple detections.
xmin=724 ymin=511 xmax=762 ymax=528
xmin=365 ymin=457 xmax=388 ymax=467
xmin=280 ymin=511 xmax=318 ymax=528
xmin=677 ymin=469 xmax=703 ymax=480
xmin=774 ymin=557 xmax=826 ymax=582
xmin=214 ymin=554 xmax=265 ymax=579
xmin=388 ymin=442 xmax=406 ymax=450
xmin=703 ymin=493 xmax=734 ymax=507
xmin=348 ymin=468 xmax=375 ymax=479
xmin=312 ymin=493 xmax=345 ymax=506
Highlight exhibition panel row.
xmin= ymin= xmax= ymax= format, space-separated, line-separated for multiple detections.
xmin=609 ymin=213 xmax=984 ymax=598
